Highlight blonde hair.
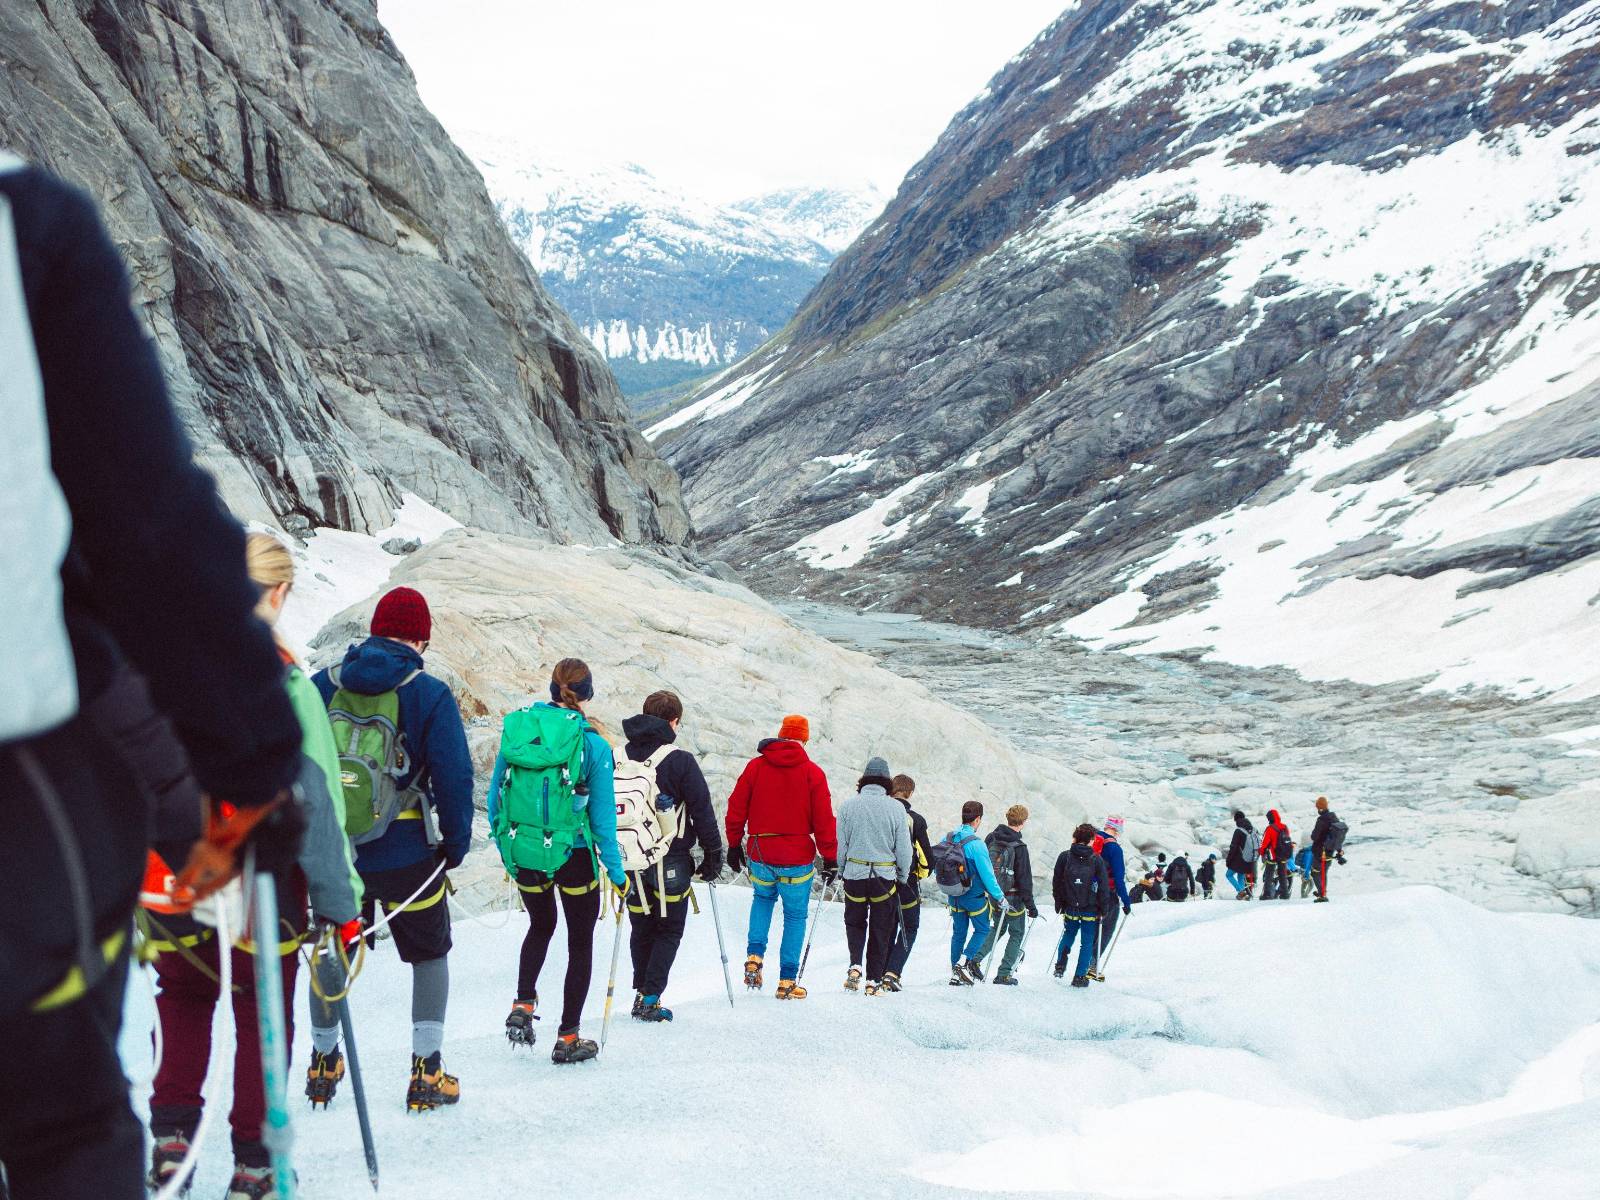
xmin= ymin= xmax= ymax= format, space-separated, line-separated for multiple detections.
xmin=1006 ymin=804 xmax=1030 ymax=826
xmin=244 ymin=532 xmax=295 ymax=630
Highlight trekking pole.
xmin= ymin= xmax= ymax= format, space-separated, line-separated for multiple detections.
xmin=706 ymin=883 xmax=736 ymax=1009
xmin=795 ymin=874 xmax=835 ymax=983
xmin=1019 ymin=916 xmax=1037 ymax=968
xmin=598 ymin=886 xmax=626 ymax=1052
xmin=1098 ymin=911 xmax=1128 ymax=974
xmin=334 ymin=989 xmax=379 ymax=1191
xmin=248 ymin=855 xmax=297 ymax=1200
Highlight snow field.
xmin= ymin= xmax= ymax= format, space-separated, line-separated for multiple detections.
xmin=121 ymin=885 xmax=1600 ymax=1198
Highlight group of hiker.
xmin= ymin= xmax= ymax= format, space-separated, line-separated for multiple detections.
xmin=1126 ymin=803 xmax=1349 ymax=906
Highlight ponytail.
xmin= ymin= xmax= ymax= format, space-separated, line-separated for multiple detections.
xmin=550 ymin=657 xmax=607 ymax=741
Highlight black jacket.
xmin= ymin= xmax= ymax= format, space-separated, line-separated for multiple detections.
xmin=900 ymin=798 xmax=933 ymax=885
xmin=1052 ymin=844 xmax=1112 ymax=915
xmin=1226 ymin=816 xmax=1255 ymax=873
xmin=1 ymin=166 xmax=300 ymax=1014
xmin=1311 ymin=810 xmax=1337 ymax=855
xmin=984 ymin=824 xmax=1036 ymax=914
xmin=622 ymin=714 xmax=721 ymax=865
xmin=1197 ymin=858 xmax=1216 ymax=886
xmin=1166 ymin=855 xmax=1194 ymax=895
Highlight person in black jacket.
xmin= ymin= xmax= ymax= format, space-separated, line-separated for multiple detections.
xmin=0 ymin=160 xmax=302 ymax=1200
xmin=1309 ymin=796 xmax=1344 ymax=902
xmin=1197 ymin=854 xmax=1217 ymax=898
xmin=882 ymin=775 xmax=933 ymax=992
xmin=621 ymin=692 xmax=722 ymax=1022
xmin=1165 ymin=853 xmax=1194 ymax=901
xmin=975 ymin=805 xmax=1039 ymax=985
xmin=1052 ymin=824 xmax=1113 ymax=986
xmin=1225 ymin=811 xmax=1257 ymax=900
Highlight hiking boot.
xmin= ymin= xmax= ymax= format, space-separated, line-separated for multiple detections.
xmin=147 ymin=1130 xmax=192 ymax=1194
xmin=863 ymin=980 xmax=881 ymax=996
xmin=505 ymin=998 xmax=539 ymax=1046
xmin=305 ymin=1046 xmax=345 ymax=1108
xmin=406 ymin=1052 xmax=460 ymax=1111
xmin=949 ymin=964 xmax=974 ymax=986
xmin=880 ymin=972 xmax=902 ymax=992
xmin=844 ymin=966 xmax=862 ymax=992
xmin=225 ymin=1162 xmax=277 ymax=1200
xmin=551 ymin=1033 xmax=599 ymax=1064
xmin=1086 ymin=969 xmax=1105 ymax=982
xmin=1071 ymin=975 xmax=1090 ymax=988
xmin=994 ymin=973 xmax=1019 ymax=986
xmin=631 ymin=991 xmax=645 ymax=1019
xmin=1314 ymin=895 xmax=1330 ymax=903
xmin=743 ymin=954 xmax=764 ymax=990
xmin=962 ymin=958 xmax=985 ymax=982
xmin=1052 ymin=964 xmax=1065 ymax=980
xmin=774 ymin=978 xmax=807 ymax=1000
xmin=637 ymin=997 xmax=673 ymax=1022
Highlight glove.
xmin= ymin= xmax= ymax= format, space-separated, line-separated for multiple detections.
xmin=697 ymin=848 xmax=724 ymax=883
xmin=318 ymin=916 xmax=364 ymax=956
xmin=819 ymin=858 xmax=839 ymax=886
xmin=1027 ymin=905 xmax=1040 ymax=920
xmin=726 ymin=844 xmax=746 ymax=875
xmin=440 ymin=845 xmax=466 ymax=871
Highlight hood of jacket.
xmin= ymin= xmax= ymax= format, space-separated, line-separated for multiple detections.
xmin=335 ymin=637 xmax=424 ymax=695
xmin=623 ymin=713 xmax=677 ymax=759
xmin=988 ymin=824 xmax=1023 ymax=849
xmin=1267 ymin=808 xmax=1282 ymax=826
xmin=755 ymin=738 xmax=810 ymax=769
xmin=1234 ymin=812 xmax=1254 ymax=830
xmin=1069 ymin=842 xmax=1094 ymax=862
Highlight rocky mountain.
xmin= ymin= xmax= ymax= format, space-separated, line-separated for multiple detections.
xmin=0 ymin=0 xmax=688 ymax=545
xmin=465 ymin=134 xmax=883 ymax=403
xmin=658 ymin=0 xmax=1600 ymax=702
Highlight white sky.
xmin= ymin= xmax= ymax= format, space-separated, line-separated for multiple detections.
xmin=377 ymin=0 xmax=1068 ymax=202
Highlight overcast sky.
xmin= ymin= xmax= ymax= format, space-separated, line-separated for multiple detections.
xmin=378 ymin=0 xmax=1067 ymax=202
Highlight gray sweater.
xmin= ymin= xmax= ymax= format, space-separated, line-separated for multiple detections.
xmin=837 ymin=784 xmax=913 ymax=883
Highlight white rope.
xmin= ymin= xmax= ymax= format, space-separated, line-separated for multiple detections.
xmin=143 ymin=961 xmax=164 ymax=1080
xmin=360 ymin=860 xmax=446 ymax=940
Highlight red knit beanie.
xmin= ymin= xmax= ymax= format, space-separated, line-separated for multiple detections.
xmin=371 ymin=586 xmax=431 ymax=642
xmin=778 ymin=714 xmax=810 ymax=742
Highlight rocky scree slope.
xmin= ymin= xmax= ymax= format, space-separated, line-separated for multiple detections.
xmin=0 ymin=0 xmax=688 ymax=545
xmin=660 ymin=0 xmax=1600 ymax=701
xmin=468 ymin=133 xmax=883 ymax=405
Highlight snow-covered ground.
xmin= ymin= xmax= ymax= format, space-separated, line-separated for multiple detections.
xmin=122 ymin=886 xmax=1600 ymax=1197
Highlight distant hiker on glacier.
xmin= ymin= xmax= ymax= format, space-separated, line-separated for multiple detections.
xmin=1197 ymin=853 xmax=1218 ymax=899
xmin=1225 ymin=811 xmax=1259 ymax=900
xmin=1258 ymin=809 xmax=1293 ymax=901
xmin=617 ymin=690 xmax=722 ymax=1023
xmin=0 ymin=159 xmax=303 ymax=1200
xmin=1053 ymin=824 xmax=1112 ymax=986
xmin=149 ymin=534 xmax=361 ymax=1199
xmin=1164 ymin=852 xmax=1194 ymax=902
xmin=882 ymin=774 xmax=933 ymax=992
xmin=1090 ymin=816 xmax=1131 ymax=980
xmin=934 ymin=800 xmax=1008 ymax=985
xmin=835 ymin=757 xmax=912 ymax=995
xmin=975 ymin=804 xmax=1040 ymax=985
xmin=314 ymin=586 xmax=473 ymax=1102
xmin=1309 ymin=796 xmax=1348 ymax=903
xmin=488 ymin=658 xmax=627 ymax=1063
xmin=725 ymin=714 xmax=837 ymax=1000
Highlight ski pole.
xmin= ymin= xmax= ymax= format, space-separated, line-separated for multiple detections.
xmin=1098 ymin=910 xmax=1128 ymax=973
xmin=705 ymin=883 xmax=736 ymax=1009
xmin=249 ymin=857 xmax=296 ymax=1200
xmin=795 ymin=873 xmax=835 ymax=983
xmin=1019 ymin=915 xmax=1037 ymax=967
xmin=598 ymin=887 xmax=626 ymax=1052
xmin=335 ymin=991 xmax=379 ymax=1191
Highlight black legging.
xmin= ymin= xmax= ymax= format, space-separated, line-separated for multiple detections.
xmin=517 ymin=852 xmax=602 ymax=1034
xmin=843 ymin=877 xmax=899 ymax=980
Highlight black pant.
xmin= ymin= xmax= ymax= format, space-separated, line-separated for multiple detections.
xmin=843 ymin=877 xmax=898 ymax=980
xmin=884 ymin=882 xmax=921 ymax=978
xmin=1260 ymin=860 xmax=1290 ymax=900
xmin=0 ymin=949 xmax=142 ymax=1200
xmin=1098 ymin=904 xmax=1121 ymax=964
xmin=628 ymin=857 xmax=691 ymax=998
xmin=517 ymin=852 xmax=601 ymax=1034
xmin=362 ymin=857 xmax=452 ymax=963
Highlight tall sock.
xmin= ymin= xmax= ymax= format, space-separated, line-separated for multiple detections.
xmin=311 ymin=1024 xmax=340 ymax=1055
xmin=412 ymin=956 xmax=448 ymax=1058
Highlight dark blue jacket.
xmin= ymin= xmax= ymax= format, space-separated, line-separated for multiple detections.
xmin=313 ymin=638 xmax=473 ymax=874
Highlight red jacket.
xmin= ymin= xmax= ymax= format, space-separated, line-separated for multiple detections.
xmin=1261 ymin=810 xmax=1292 ymax=862
xmin=725 ymin=739 xmax=837 ymax=867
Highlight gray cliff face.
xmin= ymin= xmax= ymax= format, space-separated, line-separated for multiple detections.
xmin=658 ymin=0 xmax=1600 ymax=683
xmin=0 ymin=0 xmax=690 ymax=545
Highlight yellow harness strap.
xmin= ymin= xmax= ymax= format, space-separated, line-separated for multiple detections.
xmin=383 ymin=880 xmax=451 ymax=911
xmin=31 ymin=929 xmax=127 ymax=1013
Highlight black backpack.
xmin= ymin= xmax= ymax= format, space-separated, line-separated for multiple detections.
xmin=990 ymin=839 xmax=1019 ymax=897
xmin=1060 ymin=853 xmax=1098 ymax=911
xmin=932 ymin=830 xmax=977 ymax=896
xmin=1167 ymin=859 xmax=1191 ymax=894
xmin=1324 ymin=815 xmax=1349 ymax=856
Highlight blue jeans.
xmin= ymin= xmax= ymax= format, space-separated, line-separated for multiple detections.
xmin=950 ymin=899 xmax=992 ymax=966
xmin=1226 ymin=868 xmax=1250 ymax=894
xmin=746 ymin=861 xmax=815 ymax=978
xmin=1055 ymin=913 xmax=1098 ymax=978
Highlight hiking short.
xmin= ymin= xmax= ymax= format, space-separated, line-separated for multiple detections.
xmin=361 ymin=857 xmax=451 ymax=964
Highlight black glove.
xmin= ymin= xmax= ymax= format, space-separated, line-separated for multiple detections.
xmin=242 ymin=789 xmax=307 ymax=877
xmin=1122 ymin=903 xmax=1132 ymax=916
xmin=697 ymin=848 xmax=724 ymax=883
xmin=440 ymin=845 xmax=466 ymax=871
xmin=1027 ymin=905 xmax=1040 ymax=920
xmin=726 ymin=844 xmax=746 ymax=875
xmin=819 ymin=858 xmax=839 ymax=886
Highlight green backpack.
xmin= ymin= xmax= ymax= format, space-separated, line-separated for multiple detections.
xmin=494 ymin=705 xmax=591 ymax=875
xmin=327 ymin=666 xmax=422 ymax=846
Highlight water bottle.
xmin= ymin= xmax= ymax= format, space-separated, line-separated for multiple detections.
xmin=655 ymin=792 xmax=675 ymax=812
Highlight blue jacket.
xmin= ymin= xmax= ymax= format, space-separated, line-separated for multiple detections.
xmin=485 ymin=704 xmax=625 ymax=887
xmin=949 ymin=823 xmax=1005 ymax=911
xmin=1098 ymin=831 xmax=1130 ymax=908
xmin=312 ymin=638 xmax=473 ymax=874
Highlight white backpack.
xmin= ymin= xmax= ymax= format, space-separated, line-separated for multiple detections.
xmin=612 ymin=745 xmax=684 ymax=909
xmin=1242 ymin=827 xmax=1261 ymax=865
xmin=0 ymin=153 xmax=79 ymax=744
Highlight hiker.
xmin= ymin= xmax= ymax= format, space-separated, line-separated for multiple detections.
xmin=0 ymin=159 xmax=303 ymax=1200
xmin=312 ymin=587 xmax=473 ymax=1103
xmin=1259 ymin=809 xmax=1293 ymax=900
xmin=1294 ymin=845 xmax=1316 ymax=897
xmin=1130 ymin=873 xmax=1157 ymax=903
xmin=1053 ymin=824 xmax=1112 ymax=986
xmin=936 ymin=800 xmax=1007 ymax=985
xmin=1225 ymin=810 xmax=1258 ymax=900
xmin=1165 ymin=852 xmax=1194 ymax=901
xmin=881 ymin=774 xmax=933 ymax=992
xmin=149 ymin=534 xmax=362 ymax=1199
xmin=488 ymin=658 xmax=627 ymax=1062
xmin=1153 ymin=853 xmax=1167 ymax=884
xmin=975 ymin=804 xmax=1040 ymax=985
xmin=835 ymin=757 xmax=912 ymax=995
xmin=617 ymin=691 xmax=722 ymax=1023
xmin=1197 ymin=853 xmax=1217 ymax=899
xmin=725 ymin=715 xmax=837 ymax=1000
xmin=1309 ymin=796 xmax=1347 ymax=902
xmin=1090 ymin=816 xmax=1131 ymax=981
